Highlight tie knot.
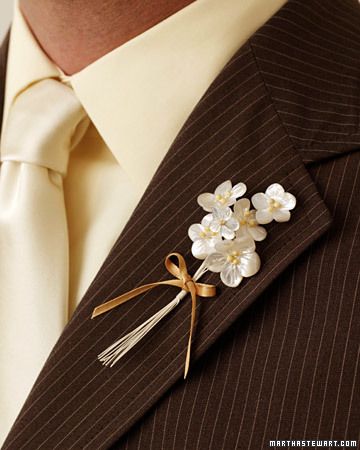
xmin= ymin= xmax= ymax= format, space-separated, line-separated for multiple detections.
xmin=0 ymin=79 xmax=89 ymax=176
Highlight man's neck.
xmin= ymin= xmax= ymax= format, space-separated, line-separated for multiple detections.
xmin=19 ymin=0 xmax=195 ymax=75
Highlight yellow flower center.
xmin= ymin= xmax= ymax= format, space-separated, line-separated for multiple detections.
xmin=268 ymin=198 xmax=281 ymax=212
xmin=200 ymin=227 xmax=217 ymax=239
xmin=215 ymin=191 xmax=231 ymax=204
xmin=239 ymin=209 xmax=258 ymax=227
xmin=227 ymin=250 xmax=240 ymax=265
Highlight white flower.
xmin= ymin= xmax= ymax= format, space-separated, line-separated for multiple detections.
xmin=197 ymin=180 xmax=247 ymax=212
xmin=206 ymin=207 xmax=239 ymax=240
xmin=233 ymin=198 xmax=267 ymax=242
xmin=188 ymin=215 xmax=222 ymax=259
xmin=251 ymin=183 xmax=296 ymax=224
xmin=205 ymin=237 xmax=261 ymax=287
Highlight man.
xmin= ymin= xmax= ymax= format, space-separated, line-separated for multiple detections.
xmin=0 ymin=0 xmax=359 ymax=448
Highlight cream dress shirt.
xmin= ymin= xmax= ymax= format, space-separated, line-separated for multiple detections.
xmin=0 ymin=0 xmax=286 ymax=444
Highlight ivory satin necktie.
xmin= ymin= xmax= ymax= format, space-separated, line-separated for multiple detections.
xmin=0 ymin=79 xmax=89 ymax=439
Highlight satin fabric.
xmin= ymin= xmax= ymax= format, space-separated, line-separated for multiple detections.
xmin=0 ymin=79 xmax=89 ymax=441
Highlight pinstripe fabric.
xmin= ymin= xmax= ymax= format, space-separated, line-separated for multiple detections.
xmin=1 ymin=0 xmax=359 ymax=448
xmin=112 ymin=152 xmax=360 ymax=450
xmin=250 ymin=0 xmax=360 ymax=164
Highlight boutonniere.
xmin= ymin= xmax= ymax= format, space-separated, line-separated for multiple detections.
xmin=92 ymin=181 xmax=296 ymax=378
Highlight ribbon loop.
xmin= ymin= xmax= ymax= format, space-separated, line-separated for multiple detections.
xmin=92 ymin=253 xmax=216 ymax=378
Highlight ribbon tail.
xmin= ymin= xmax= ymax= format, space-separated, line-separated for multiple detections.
xmin=91 ymin=279 xmax=182 ymax=318
xmin=184 ymin=283 xmax=198 ymax=379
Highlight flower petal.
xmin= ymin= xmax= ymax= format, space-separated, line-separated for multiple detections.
xmin=215 ymin=180 xmax=232 ymax=196
xmin=201 ymin=214 xmax=213 ymax=227
xmin=220 ymin=264 xmax=243 ymax=287
xmin=197 ymin=193 xmax=215 ymax=212
xmin=234 ymin=198 xmax=250 ymax=217
xmin=205 ymin=253 xmax=227 ymax=272
xmin=188 ymin=224 xmax=203 ymax=241
xmin=247 ymin=210 xmax=258 ymax=223
xmin=236 ymin=226 xmax=251 ymax=239
xmin=233 ymin=236 xmax=256 ymax=253
xmin=273 ymin=208 xmax=291 ymax=222
xmin=191 ymin=240 xmax=212 ymax=260
xmin=231 ymin=182 xmax=247 ymax=198
xmin=215 ymin=240 xmax=233 ymax=254
xmin=209 ymin=235 xmax=222 ymax=247
xmin=221 ymin=226 xmax=236 ymax=240
xmin=213 ymin=206 xmax=232 ymax=221
xmin=248 ymin=225 xmax=267 ymax=242
xmin=226 ymin=216 xmax=239 ymax=231
xmin=281 ymin=192 xmax=296 ymax=210
xmin=256 ymin=209 xmax=273 ymax=224
xmin=210 ymin=220 xmax=221 ymax=233
xmin=265 ymin=183 xmax=285 ymax=198
xmin=251 ymin=193 xmax=269 ymax=210
xmin=239 ymin=252 xmax=261 ymax=277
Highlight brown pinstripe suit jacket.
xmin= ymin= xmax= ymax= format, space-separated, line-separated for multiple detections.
xmin=1 ymin=1 xmax=360 ymax=448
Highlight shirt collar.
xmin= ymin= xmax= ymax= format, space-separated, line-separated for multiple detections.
xmin=4 ymin=0 xmax=286 ymax=190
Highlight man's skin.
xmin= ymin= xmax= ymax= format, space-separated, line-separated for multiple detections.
xmin=19 ymin=0 xmax=195 ymax=75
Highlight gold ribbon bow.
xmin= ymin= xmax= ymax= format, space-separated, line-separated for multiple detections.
xmin=92 ymin=253 xmax=216 ymax=378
